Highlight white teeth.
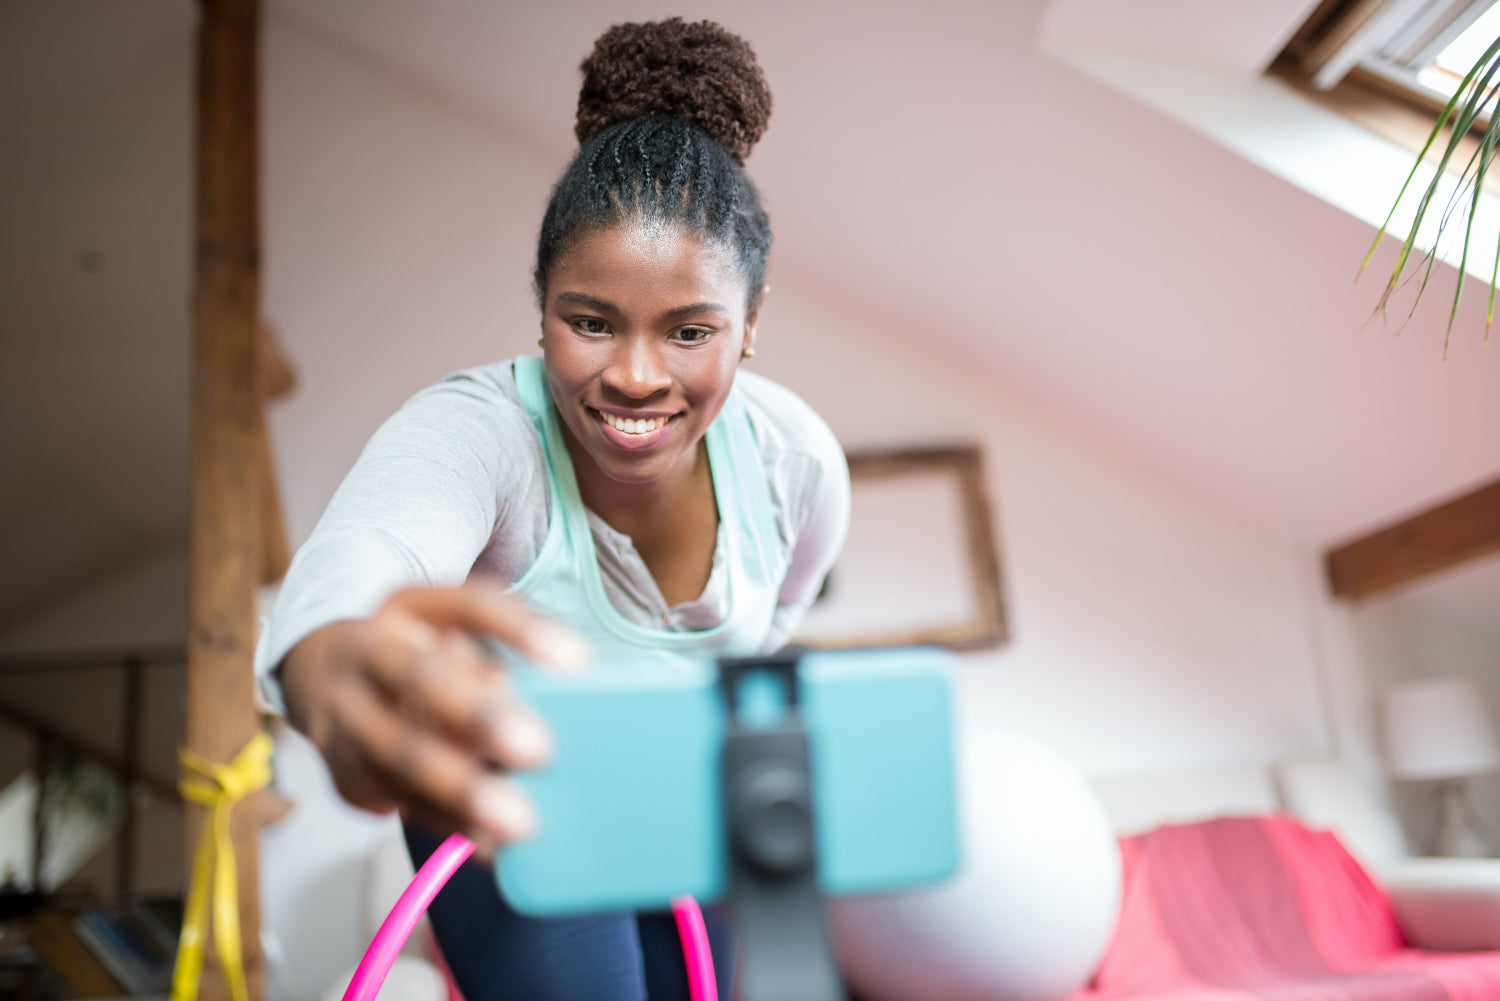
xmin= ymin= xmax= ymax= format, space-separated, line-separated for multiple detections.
xmin=601 ymin=412 xmax=668 ymax=434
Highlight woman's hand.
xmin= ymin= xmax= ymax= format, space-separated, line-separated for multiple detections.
xmin=279 ymin=583 xmax=590 ymax=857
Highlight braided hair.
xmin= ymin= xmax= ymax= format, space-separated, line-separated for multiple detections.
xmin=534 ymin=18 xmax=774 ymax=315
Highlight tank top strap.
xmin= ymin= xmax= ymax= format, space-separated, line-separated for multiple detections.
xmin=511 ymin=356 xmax=596 ymax=568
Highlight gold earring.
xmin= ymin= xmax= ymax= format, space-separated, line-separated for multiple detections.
xmin=537 ymin=337 xmax=545 ymax=348
xmin=741 ymin=345 xmax=756 ymax=359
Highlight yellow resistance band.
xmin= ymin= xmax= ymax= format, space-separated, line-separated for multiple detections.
xmin=171 ymin=730 xmax=273 ymax=1001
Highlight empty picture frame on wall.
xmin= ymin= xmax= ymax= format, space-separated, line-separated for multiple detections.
xmin=794 ymin=444 xmax=1007 ymax=651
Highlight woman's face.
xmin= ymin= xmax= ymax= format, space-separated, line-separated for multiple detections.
xmin=540 ymin=221 xmax=757 ymax=495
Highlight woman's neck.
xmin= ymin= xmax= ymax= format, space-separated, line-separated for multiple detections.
xmin=562 ymin=429 xmax=720 ymax=607
xmin=568 ymin=436 xmax=712 ymax=536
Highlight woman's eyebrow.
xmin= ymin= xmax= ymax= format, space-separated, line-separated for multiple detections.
xmin=555 ymin=291 xmax=618 ymax=313
xmin=661 ymin=301 xmax=728 ymax=320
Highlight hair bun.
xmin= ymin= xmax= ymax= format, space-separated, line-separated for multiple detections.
xmin=575 ymin=18 xmax=772 ymax=166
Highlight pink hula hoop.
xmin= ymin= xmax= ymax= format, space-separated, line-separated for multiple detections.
xmin=340 ymin=834 xmax=717 ymax=1001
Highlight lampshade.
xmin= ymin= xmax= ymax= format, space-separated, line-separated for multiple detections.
xmin=1384 ymin=677 xmax=1500 ymax=781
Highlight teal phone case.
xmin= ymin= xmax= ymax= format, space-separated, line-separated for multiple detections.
xmin=497 ymin=646 xmax=959 ymax=916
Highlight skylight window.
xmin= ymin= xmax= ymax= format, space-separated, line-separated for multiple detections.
xmin=1346 ymin=0 xmax=1500 ymax=100
xmin=1273 ymin=0 xmax=1500 ymax=195
xmin=1415 ymin=1 xmax=1500 ymax=96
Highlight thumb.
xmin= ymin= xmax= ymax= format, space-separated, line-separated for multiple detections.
xmin=387 ymin=584 xmax=592 ymax=671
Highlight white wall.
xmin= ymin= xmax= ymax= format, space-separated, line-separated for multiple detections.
xmin=259 ymin=12 xmax=1371 ymax=997
xmin=260 ymin=725 xmax=405 ymax=1001
xmin=1351 ymin=560 xmax=1500 ymax=849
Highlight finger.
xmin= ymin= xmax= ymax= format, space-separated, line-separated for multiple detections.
xmin=385 ymin=584 xmax=592 ymax=670
xmin=401 ymin=806 xmax=505 ymax=865
xmin=318 ymin=681 xmax=404 ymax=816
xmin=339 ymin=680 xmax=539 ymax=844
xmin=362 ymin=622 xmax=553 ymax=770
xmin=320 ymin=734 xmax=400 ymax=817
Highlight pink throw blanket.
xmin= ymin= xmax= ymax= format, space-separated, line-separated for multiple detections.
xmin=1072 ymin=815 xmax=1500 ymax=1001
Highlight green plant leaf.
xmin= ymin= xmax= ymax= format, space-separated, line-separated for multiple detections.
xmin=1366 ymin=32 xmax=1500 ymax=352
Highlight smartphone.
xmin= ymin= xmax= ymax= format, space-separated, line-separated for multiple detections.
xmin=495 ymin=646 xmax=960 ymax=916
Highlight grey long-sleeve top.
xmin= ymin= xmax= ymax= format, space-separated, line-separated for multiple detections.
xmin=254 ymin=360 xmax=851 ymax=714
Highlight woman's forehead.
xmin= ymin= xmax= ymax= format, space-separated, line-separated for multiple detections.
xmin=551 ymin=223 xmax=745 ymax=305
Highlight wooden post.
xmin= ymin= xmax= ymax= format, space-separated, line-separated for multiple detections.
xmin=117 ymin=656 xmax=144 ymax=899
xmin=32 ymin=733 xmax=50 ymax=893
xmin=189 ymin=1 xmax=264 ymax=999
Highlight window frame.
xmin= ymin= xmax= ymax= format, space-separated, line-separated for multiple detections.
xmin=1273 ymin=0 xmax=1500 ymax=193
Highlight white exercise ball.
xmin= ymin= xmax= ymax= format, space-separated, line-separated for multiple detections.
xmin=828 ymin=731 xmax=1122 ymax=1001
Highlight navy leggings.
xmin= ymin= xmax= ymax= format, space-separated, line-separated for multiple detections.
xmin=404 ymin=823 xmax=737 ymax=1001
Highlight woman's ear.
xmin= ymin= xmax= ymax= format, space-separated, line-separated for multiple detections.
xmin=740 ymin=284 xmax=768 ymax=359
xmin=741 ymin=319 xmax=759 ymax=360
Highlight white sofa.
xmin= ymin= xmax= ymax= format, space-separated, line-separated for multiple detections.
xmin=1089 ymin=755 xmax=1500 ymax=952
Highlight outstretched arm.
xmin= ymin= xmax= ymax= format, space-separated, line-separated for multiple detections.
xmin=259 ymin=369 xmax=584 ymax=855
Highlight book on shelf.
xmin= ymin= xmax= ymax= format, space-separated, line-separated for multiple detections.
xmin=72 ymin=903 xmax=175 ymax=995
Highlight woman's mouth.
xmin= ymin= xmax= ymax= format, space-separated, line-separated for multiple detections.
xmin=600 ymin=412 xmax=670 ymax=434
xmin=590 ymin=407 xmax=678 ymax=450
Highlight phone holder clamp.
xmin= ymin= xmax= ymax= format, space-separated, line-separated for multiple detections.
xmin=719 ymin=650 xmax=847 ymax=1001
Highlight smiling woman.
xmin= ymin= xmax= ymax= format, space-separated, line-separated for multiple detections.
xmin=254 ymin=16 xmax=850 ymax=1001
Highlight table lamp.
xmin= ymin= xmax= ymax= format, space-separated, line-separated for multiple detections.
xmin=1385 ymin=676 xmax=1500 ymax=858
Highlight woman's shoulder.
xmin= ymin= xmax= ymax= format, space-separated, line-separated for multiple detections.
xmin=363 ymin=359 xmax=546 ymax=512
xmin=357 ymin=359 xmax=548 ymax=573
xmin=402 ymin=358 xmax=529 ymax=417
xmin=378 ymin=359 xmax=541 ymax=451
xmin=732 ymin=370 xmax=851 ymax=583
xmin=733 ymin=370 xmax=849 ymax=545
xmin=733 ymin=369 xmax=843 ymax=471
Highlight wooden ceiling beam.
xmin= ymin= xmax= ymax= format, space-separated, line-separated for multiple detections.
xmin=1325 ymin=476 xmax=1500 ymax=599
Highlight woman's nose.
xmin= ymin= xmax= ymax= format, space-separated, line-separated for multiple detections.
xmin=602 ymin=336 xmax=672 ymax=399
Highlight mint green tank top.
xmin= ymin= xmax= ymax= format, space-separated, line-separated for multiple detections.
xmin=506 ymin=356 xmax=786 ymax=660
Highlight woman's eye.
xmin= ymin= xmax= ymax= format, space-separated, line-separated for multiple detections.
xmin=674 ymin=327 xmax=714 ymax=344
xmin=573 ymin=317 xmax=609 ymax=335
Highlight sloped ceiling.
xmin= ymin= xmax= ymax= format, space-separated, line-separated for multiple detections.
xmin=0 ymin=0 xmax=193 ymax=634
xmin=3 ymin=0 xmax=1498 ymax=638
